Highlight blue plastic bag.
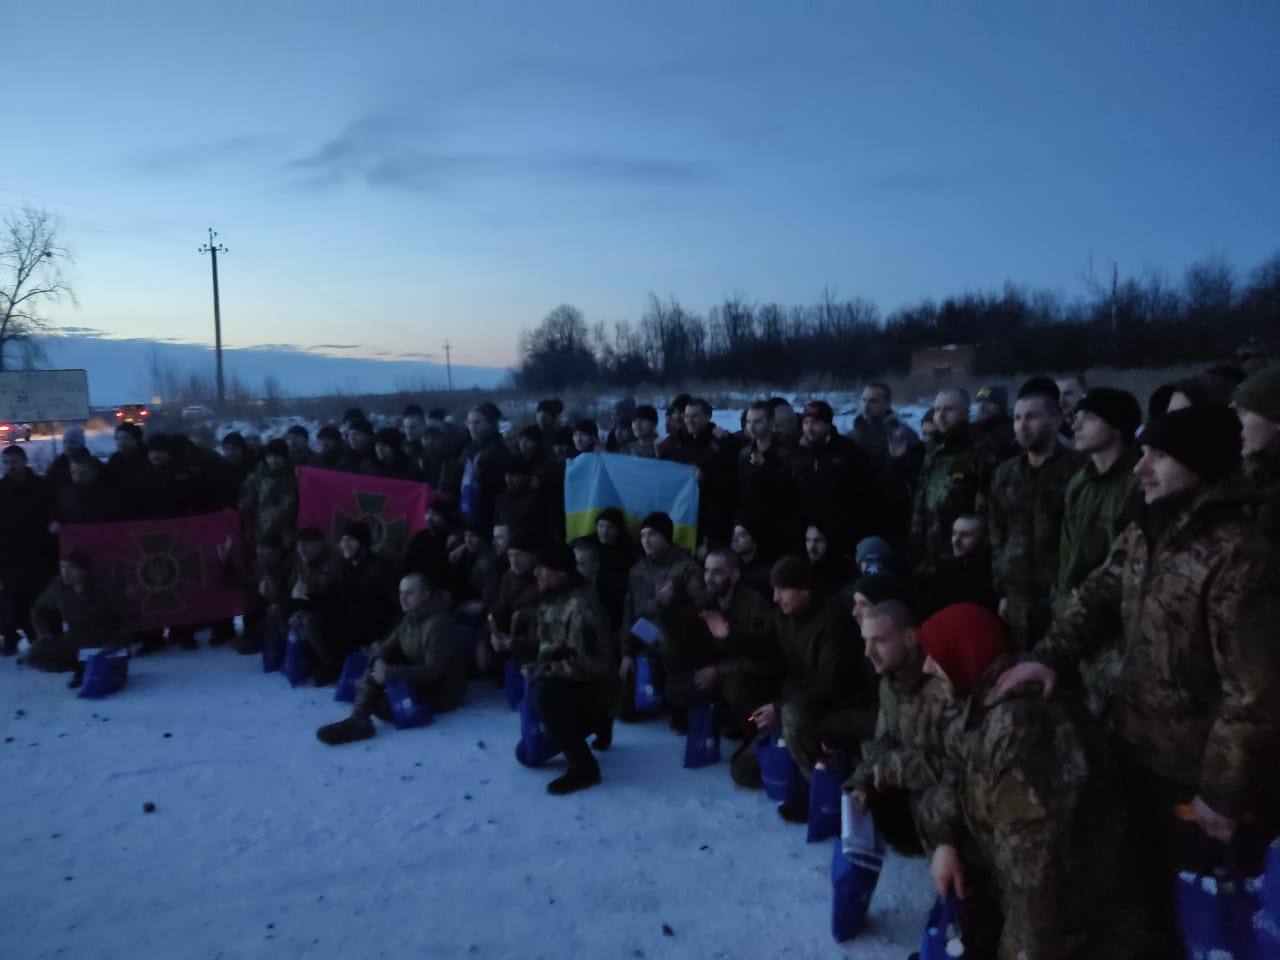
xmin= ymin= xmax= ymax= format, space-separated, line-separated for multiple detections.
xmin=333 ymin=650 xmax=369 ymax=703
xmin=633 ymin=655 xmax=663 ymax=713
xmin=807 ymin=761 xmax=847 ymax=843
xmin=281 ymin=615 xmax=315 ymax=687
xmin=260 ymin=618 xmax=286 ymax=673
xmin=831 ymin=797 xmax=885 ymax=943
xmin=517 ymin=675 xmax=560 ymax=766
xmin=755 ymin=733 xmax=805 ymax=805
xmin=385 ymin=679 xmax=434 ymax=729
xmin=919 ymin=896 xmax=966 ymax=960
xmin=683 ymin=704 xmax=721 ymax=768
xmin=78 ymin=649 xmax=129 ymax=700
xmin=1176 ymin=868 xmax=1262 ymax=960
xmin=503 ymin=658 xmax=525 ymax=711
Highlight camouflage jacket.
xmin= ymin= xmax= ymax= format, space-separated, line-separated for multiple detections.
xmin=774 ymin=596 xmax=875 ymax=718
xmin=658 ymin=582 xmax=783 ymax=678
xmin=987 ymin=443 xmax=1086 ymax=646
xmin=910 ymin=426 xmax=991 ymax=568
xmin=238 ymin=462 xmax=298 ymax=546
xmin=490 ymin=568 xmax=539 ymax=639
xmin=373 ymin=593 xmax=468 ymax=710
xmin=1053 ymin=445 xmax=1142 ymax=615
xmin=620 ymin=544 xmax=709 ymax=656
xmin=532 ymin=582 xmax=616 ymax=684
xmin=1242 ymin=446 xmax=1280 ymax=541
xmin=916 ymin=660 xmax=1140 ymax=959
xmin=848 ymin=648 xmax=954 ymax=796
xmin=1035 ymin=483 xmax=1280 ymax=822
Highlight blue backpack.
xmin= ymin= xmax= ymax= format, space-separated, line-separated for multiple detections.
xmin=683 ymin=704 xmax=721 ymax=768
xmin=78 ymin=649 xmax=129 ymax=700
xmin=333 ymin=650 xmax=369 ymax=703
xmin=385 ymin=679 xmax=434 ymax=730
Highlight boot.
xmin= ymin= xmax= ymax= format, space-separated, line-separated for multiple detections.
xmin=591 ymin=713 xmax=614 ymax=751
xmin=547 ymin=761 xmax=601 ymax=796
xmin=315 ymin=714 xmax=376 ymax=746
xmin=67 ymin=663 xmax=85 ymax=689
xmin=777 ymin=795 xmax=808 ymax=824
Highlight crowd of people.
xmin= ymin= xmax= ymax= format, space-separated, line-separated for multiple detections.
xmin=2 ymin=358 xmax=1278 ymax=957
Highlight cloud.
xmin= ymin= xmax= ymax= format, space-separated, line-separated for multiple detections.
xmin=52 ymin=325 xmax=108 ymax=337
xmin=310 ymin=343 xmax=361 ymax=351
xmin=135 ymin=136 xmax=276 ymax=174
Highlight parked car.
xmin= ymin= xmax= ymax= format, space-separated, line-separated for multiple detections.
xmin=115 ymin=404 xmax=151 ymax=425
xmin=181 ymin=404 xmax=216 ymax=421
xmin=0 ymin=422 xmax=32 ymax=442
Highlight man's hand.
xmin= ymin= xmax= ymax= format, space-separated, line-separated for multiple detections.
xmin=693 ymin=665 xmax=718 ymax=691
xmin=994 ymin=661 xmax=1057 ymax=699
xmin=290 ymin=578 xmax=309 ymax=601
xmin=490 ymin=631 xmax=512 ymax=653
xmin=872 ymin=764 xmax=883 ymax=792
xmin=888 ymin=431 xmax=908 ymax=459
xmin=371 ymin=659 xmax=387 ymax=685
xmin=215 ymin=535 xmax=234 ymax=563
xmin=749 ymin=703 xmax=777 ymax=730
xmin=48 ymin=520 xmax=61 ymax=535
xmin=997 ymin=597 xmax=1009 ymax=620
xmin=619 ymin=655 xmax=634 ymax=682
xmin=849 ymin=789 xmax=869 ymax=815
xmin=258 ymin=576 xmax=274 ymax=600
xmin=654 ymin=578 xmax=675 ymax=607
xmin=930 ymin=844 xmax=967 ymax=900
xmin=1190 ymin=795 xmax=1237 ymax=844
xmin=448 ymin=543 xmax=467 ymax=565
xmin=700 ymin=610 xmax=730 ymax=639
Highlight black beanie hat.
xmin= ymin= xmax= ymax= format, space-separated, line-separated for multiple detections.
xmin=633 ymin=404 xmax=659 ymax=424
xmin=374 ymin=427 xmax=404 ymax=449
xmin=853 ymin=571 xmax=914 ymax=607
xmin=1139 ymin=405 xmax=1242 ymax=484
xmin=770 ymin=555 xmax=814 ymax=590
xmin=341 ymin=519 xmax=372 ymax=549
xmin=221 ymin=431 xmax=247 ymax=449
xmin=116 ymin=421 xmax=143 ymax=441
xmin=639 ymin=511 xmax=674 ymax=542
xmin=317 ymin=424 xmax=342 ymax=442
xmin=508 ymin=529 xmax=543 ymax=554
xmin=538 ymin=540 xmax=579 ymax=575
xmin=1074 ymin=387 xmax=1143 ymax=441
xmin=264 ymin=438 xmax=290 ymax=458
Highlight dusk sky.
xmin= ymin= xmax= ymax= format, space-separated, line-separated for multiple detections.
xmin=6 ymin=1 xmax=1278 ymax=374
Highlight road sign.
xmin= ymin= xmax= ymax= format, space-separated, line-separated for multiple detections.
xmin=0 ymin=369 xmax=90 ymax=421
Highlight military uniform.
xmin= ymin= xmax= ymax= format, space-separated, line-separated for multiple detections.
xmin=910 ymin=427 xmax=990 ymax=569
xmin=986 ymin=443 xmax=1086 ymax=650
xmin=1242 ymin=446 xmax=1280 ymax=540
xmin=619 ymin=544 xmax=708 ymax=657
xmin=27 ymin=576 xmax=131 ymax=672
xmin=1053 ymin=445 xmax=1142 ymax=614
xmin=353 ymin=593 xmax=468 ymax=717
xmin=915 ymin=661 xmax=1142 ymax=959
xmin=238 ymin=461 xmax=298 ymax=549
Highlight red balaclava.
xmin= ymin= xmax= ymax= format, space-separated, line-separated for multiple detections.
xmin=917 ymin=603 xmax=1010 ymax=697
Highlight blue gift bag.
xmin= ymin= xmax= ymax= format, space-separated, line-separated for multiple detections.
xmin=633 ymin=655 xmax=663 ymax=713
xmin=78 ymin=649 xmax=129 ymax=700
xmin=281 ymin=615 xmax=315 ymax=687
xmin=333 ymin=650 xmax=369 ymax=703
xmin=807 ymin=761 xmax=847 ymax=843
xmin=385 ymin=679 xmax=434 ymax=729
xmin=683 ymin=704 xmax=721 ymax=768
xmin=755 ymin=734 xmax=805 ymax=805
xmin=503 ymin=658 xmax=525 ymax=711
xmin=517 ymin=676 xmax=560 ymax=766
xmin=919 ymin=896 xmax=965 ymax=960
xmin=261 ymin=618 xmax=286 ymax=673
xmin=831 ymin=799 xmax=885 ymax=944
xmin=1176 ymin=868 xmax=1262 ymax=960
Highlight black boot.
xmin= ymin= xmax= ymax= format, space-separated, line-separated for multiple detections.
xmin=547 ymin=760 xmax=601 ymax=796
xmin=67 ymin=664 xmax=85 ymax=689
xmin=777 ymin=795 xmax=808 ymax=824
xmin=591 ymin=715 xmax=614 ymax=751
xmin=315 ymin=714 xmax=376 ymax=746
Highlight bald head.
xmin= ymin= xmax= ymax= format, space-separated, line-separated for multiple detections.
xmin=933 ymin=389 xmax=970 ymax=435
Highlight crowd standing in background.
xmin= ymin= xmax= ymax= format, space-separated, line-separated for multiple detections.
xmin=2 ymin=355 xmax=1279 ymax=959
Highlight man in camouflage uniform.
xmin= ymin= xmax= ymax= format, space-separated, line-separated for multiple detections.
xmin=999 ymin=404 xmax=1280 ymax=957
xmin=488 ymin=532 xmax=541 ymax=661
xmin=26 ymin=550 xmax=132 ymax=678
xmin=971 ymin=384 xmax=1019 ymax=465
xmin=316 ymin=571 xmax=467 ymax=745
xmin=917 ymin=603 xmax=1141 ymax=959
xmin=521 ymin=541 xmax=617 ymax=795
xmin=238 ymin=439 xmax=299 ymax=550
xmin=986 ymin=378 xmax=1086 ymax=650
xmin=1232 ymin=364 xmax=1280 ymax=538
xmin=911 ymin=389 xmax=992 ymax=570
xmin=617 ymin=512 xmax=708 ymax=717
xmin=658 ymin=549 xmax=782 ymax=745
xmin=846 ymin=599 xmax=955 ymax=855
xmin=747 ymin=557 xmax=878 ymax=819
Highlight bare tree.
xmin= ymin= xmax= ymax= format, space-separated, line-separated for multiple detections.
xmin=0 ymin=206 xmax=75 ymax=371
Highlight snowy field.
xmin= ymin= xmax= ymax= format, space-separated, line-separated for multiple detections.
xmin=0 ymin=644 xmax=935 ymax=960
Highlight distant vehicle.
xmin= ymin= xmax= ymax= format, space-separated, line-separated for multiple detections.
xmin=115 ymin=404 xmax=151 ymax=425
xmin=0 ymin=422 xmax=32 ymax=442
xmin=181 ymin=404 xmax=216 ymax=421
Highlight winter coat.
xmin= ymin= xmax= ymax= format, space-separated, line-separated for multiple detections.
xmin=620 ymin=544 xmax=709 ymax=656
xmin=660 ymin=428 xmax=738 ymax=545
xmin=28 ymin=575 xmax=131 ymax=671
xmin=490 ymin=568 xmax=539 ymax=637
xmin=910 ymin=426 xmax=991 ymax=568
xmin=735 ymin=440 xmax=797 ymax=560
xmin=238 ymin=462 xmax=298 ymax=547
xmin=531 ymin=581 xmax=615 ymax=685
xmin=459 ymin=434 xmax=512 ymax=534
xmin=372 ymin=593 xmax=468 ymax=711
xmin=792 ymin=432 xmax=875 ymax=552
xmin=0 ymin=471 xmax=57 ymax=595
xmin=1034 ymin=483 xmax=1280 ymax=827
xmin=401 ymin=529 xmax=453 ymax=592
xmin=916 ymin=551 xmax=998 ymax=619
xmin=658 ymin=582 xmax=782 ymax=680
xmin=970 ymin=414 xmax=1019 ymax=466
xmin=1242 ymin=446 xmax=1280 ymax=541
xmin=104 ymin=449 xmax=156 ymax=519
xmin=915 ymin=660 xmax=1141 ymax=960
xmin=620 ymin=436 xmax=658 ymax=459
xmin=1052 ymin=445 xmax=1143 ymax=615
xmin=987 ymin=443 xmax=1087 ymax=649
xmin=774 ymin=595 xmax=874 ymax=719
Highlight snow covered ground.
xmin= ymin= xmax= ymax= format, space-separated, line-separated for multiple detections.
xmin=0 ymin=645 xmax=935 ymax=959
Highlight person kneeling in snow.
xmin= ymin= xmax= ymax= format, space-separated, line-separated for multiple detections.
xmin=25 ymin=549 xmax=132 ymax=687
xmin=316 ymin=572 xmax=468 ymax=746
xmin=519 ymin=541 xmax=616 ymax=795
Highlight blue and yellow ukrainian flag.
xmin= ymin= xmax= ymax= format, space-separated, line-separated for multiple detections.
xmin=563 ymin=452 xmax=700 ymax=551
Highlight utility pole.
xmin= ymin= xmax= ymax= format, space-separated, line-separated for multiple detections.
xmin=198 ymin=228 xmax=229 ymax=411
xmin=443 ymin=340 xmax=453 ymax=392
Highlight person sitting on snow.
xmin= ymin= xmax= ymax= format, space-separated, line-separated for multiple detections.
xmin=316 ymin=572 xmax=468 ymax=746
xmin=25 ymin=549 xmax=132 ymax=686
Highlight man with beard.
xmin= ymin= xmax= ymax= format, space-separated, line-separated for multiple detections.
xmin=986 ymin=377 xmax=1085 ymax=650
xmin=460 ymin=403 xmax=512 ymax=536
xmin=1232 ymin=364 xmax=1280 ymax=537
xmin=620 ymin=405 xmax=660 ymax=458
xmin=735 ymin=400 xmax=796 ymax=563
xmin=911 ymin=389 xmax=989 ymax=570
xmin=793 ymin=400 xmax=875 ymax=554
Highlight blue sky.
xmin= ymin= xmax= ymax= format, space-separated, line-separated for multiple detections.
xmin=5 ymin=1 xmax=1277 ymax=378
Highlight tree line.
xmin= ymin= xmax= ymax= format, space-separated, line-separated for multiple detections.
xmin=514 ymin=252 xmax=1280 ymax=389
